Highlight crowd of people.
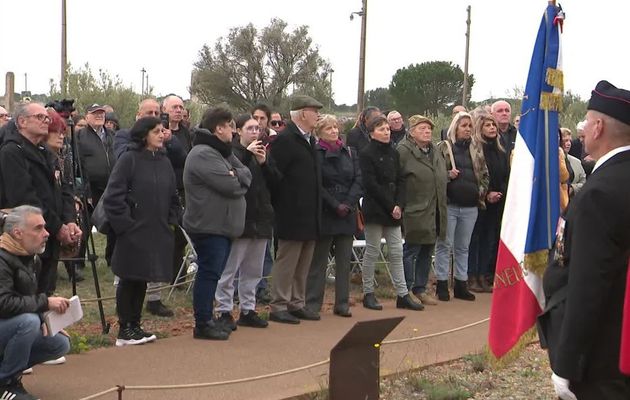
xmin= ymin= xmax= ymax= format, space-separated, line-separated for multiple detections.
xmin=0 ymin=84 xmax=620 ymax=399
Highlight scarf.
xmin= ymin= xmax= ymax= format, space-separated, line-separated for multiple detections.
xmin=0 ymin=232 xmax=30 ymax=256
xmin=192 ymin=128 xmax=232 ymax=158
xmin=318 ymin=139 xmax=343 ymax=153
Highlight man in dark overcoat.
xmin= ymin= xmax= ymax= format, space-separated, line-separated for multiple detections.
xmin=266 ymin=95 xmax=322 ymax=324
xmin=540 ymin=80 xmax=630 ymax=399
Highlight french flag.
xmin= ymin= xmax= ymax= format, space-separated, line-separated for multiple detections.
xmin=489 ymin=3 xmax=563 ymax=358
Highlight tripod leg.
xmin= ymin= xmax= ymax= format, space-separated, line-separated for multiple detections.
xmin=70 ymin=261 xmax=77 ymax=296
xmin=87 ymin=232 xmax=110 ymax=334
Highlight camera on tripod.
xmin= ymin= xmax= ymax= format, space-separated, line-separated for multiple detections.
xmin=45 ymin=99 xmax=76 ymax=119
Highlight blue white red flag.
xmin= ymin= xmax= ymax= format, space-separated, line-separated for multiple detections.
xmin=489 ymin=2 xmax=564 ymax=358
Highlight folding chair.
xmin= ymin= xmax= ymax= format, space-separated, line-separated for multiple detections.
xmin=167 ymin=226 xmax=198 ymax=300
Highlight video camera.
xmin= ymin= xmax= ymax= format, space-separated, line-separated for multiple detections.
xmin=45 ymin=99 xmax=76 ymax=119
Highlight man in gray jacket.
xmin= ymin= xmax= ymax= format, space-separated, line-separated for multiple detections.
xmin=183 ymin=107 xmax=251 ymax=340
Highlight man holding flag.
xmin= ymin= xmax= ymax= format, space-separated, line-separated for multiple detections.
xmin=540 ymin=81 xmax=630 ymax=399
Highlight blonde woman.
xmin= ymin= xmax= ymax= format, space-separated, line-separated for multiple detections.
xmin=435 ymin=112 xmax=489 ymax=301
xmin=305 ymin=115 xmax=362 ymax=317
xmin=468 ymin=114 xmax=508 ymax=292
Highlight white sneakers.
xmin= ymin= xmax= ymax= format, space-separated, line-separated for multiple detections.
xmin=22 ymin=356 xmax=66 ymax=375
xmin=42 ymin=357 xmax=66 ymax=365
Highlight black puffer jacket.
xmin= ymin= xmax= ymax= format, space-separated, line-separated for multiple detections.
xmin=359 ymin=140 xmax=406 ymax=226
xmin=0 ymin=249 xmax=48 ymax=319
xmin=346 ymin=125 xmax=370 ymax=153
xmin=232 ymin=142 xmax=274 ymax=239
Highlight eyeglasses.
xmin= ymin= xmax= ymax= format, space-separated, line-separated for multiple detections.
xmin=26 ymin=114 xmax=52 ymax=123
xmin=270 ymin=120 xmax=285 ymax=127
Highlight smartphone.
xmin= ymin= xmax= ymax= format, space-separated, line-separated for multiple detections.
xmin=160 ymin=112 xmax=170 ymax=129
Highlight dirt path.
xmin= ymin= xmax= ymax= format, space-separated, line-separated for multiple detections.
xmin=26 ymin=293 xmax=492 ymax=400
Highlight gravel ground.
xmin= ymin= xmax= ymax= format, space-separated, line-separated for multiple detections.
xmin=378 ymin=344 xmax=556 ymax=400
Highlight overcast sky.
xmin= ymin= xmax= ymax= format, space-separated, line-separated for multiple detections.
xmin=1 ymin=0 xmax=628 ymax=107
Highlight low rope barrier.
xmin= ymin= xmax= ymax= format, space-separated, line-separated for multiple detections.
xmin=77 ymin=317 xmax=490 ymax=399
xmin=381 ymin=317 xmax=490 ymax=345
xmin=78 ymin=386 xmax=120 ymax=400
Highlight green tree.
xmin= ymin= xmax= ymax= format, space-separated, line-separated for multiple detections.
xmin=389 ymin=61 xmax=474 ymax=117
xmin=191 ymin=18 xmax=331 ymax=112
xmin=560 ymin=90 xmax=587 ymax=133
xmin=49 ymin=63 xmax=144 ymax=128
xmin=363 ymin=87 xmax=393 ymax=111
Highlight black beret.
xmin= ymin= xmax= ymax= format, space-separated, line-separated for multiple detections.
xmin=587 ymin=80 xmax=630 ymax=125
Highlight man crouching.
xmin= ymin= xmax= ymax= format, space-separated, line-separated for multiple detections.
xmin=0 ymin=206 xmax=71 ymax=400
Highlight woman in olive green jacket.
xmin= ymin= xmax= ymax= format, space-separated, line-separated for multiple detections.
xmin=397 ymin=115 xmax=448 ymax=306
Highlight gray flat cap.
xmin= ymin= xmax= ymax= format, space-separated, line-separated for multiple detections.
xmin=290 ymin=95 xmax=323 ymax=111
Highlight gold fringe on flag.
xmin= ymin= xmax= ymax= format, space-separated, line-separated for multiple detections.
xmin=489 ymin=328 xmax=539 ymax=368
xmin=540 ymin=92 xmax=563 ymax=112
xmin=524 ymin=249 xmax=550 ymax=277
xmin=546 ymin=67 xmax=564 ymax=90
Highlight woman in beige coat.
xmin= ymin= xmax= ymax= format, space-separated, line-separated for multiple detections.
xmin=398 ymin=115 xmax=448 ymax=305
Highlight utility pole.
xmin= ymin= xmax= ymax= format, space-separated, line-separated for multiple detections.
xmin=61 ymin=0 xmax=68 ymax=96
xmin=141 ymin=68 xmax=146 ymax=95
xmin=329 ymin=68 xmax=334 ymax=110
xmin=357 ymin=0 xmax=367 ymax=112
xmin=462 ymin=5 xmax=471 ymax=107
xmin=145 ymin=74 xmax=149 ymax=94
xmin=24 ymin=73 xmax=28 ymax=93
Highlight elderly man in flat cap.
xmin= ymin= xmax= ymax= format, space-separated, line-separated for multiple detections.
xmin=266 ymin=95 xmax=323 ymax=324
xmin=539 ymin=80 xmax=630 ymax=400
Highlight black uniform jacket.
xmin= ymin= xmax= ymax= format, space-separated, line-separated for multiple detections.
xmin=540 ymin=150 xmax=630 ymax=383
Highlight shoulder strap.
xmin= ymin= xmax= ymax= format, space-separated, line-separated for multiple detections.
xmin=441 ymin=140 xmax=456 ymax=170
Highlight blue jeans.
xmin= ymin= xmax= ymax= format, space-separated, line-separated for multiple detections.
xmin=257 ymin=241 xmax=274 ymax=291
xmin=0 ymin=313 xmax=70 ymax=380
xmin=403 ymin=243 xmax=435 ymax=293
xmin=434 ymin=205 xmax=478 ymax=281
xmin=190 ymin=234 xmax=232 ymax=325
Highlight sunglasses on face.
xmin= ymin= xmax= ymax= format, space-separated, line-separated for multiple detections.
xmin=270 ymin=120 xmax=285 ymax=127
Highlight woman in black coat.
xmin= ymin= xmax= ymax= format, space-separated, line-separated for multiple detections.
xmin=468 ymin=114 xmax=508 ymax=293
xmin=359 ymin=115 xmax=422 ymax=311
xmin=103 ymin=117 xmax=181 ymax=347
xmin=305 ymin=115 xmax=362 ymax=317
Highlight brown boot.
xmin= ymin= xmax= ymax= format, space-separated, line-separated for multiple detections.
xmin=480 ymin=275 xmax=493 ymax=293
xmin=468 ymin=276 xmax=483 ymax=293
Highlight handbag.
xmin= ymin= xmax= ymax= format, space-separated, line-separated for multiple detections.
xmin=91 ymin=197 xmax=111 ymax=234
xmin=355 ymin=208 xmax=365 ymax=234
xmin=91 ymin=153 xmax=137 ymax=235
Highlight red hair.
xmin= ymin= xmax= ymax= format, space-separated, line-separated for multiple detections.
xmin=47 ymin=109 xmax=67 ymax=133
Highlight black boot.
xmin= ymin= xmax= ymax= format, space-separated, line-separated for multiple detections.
xmin=396 ymin=294 xmax=424 ymax=311
xmin=362 ymin=293 xmax=383 ymax=310
xmin=454 ymin=279 xmax=476 ymax=301
xmin=436 ymin=280 xmax=450 ymax=301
